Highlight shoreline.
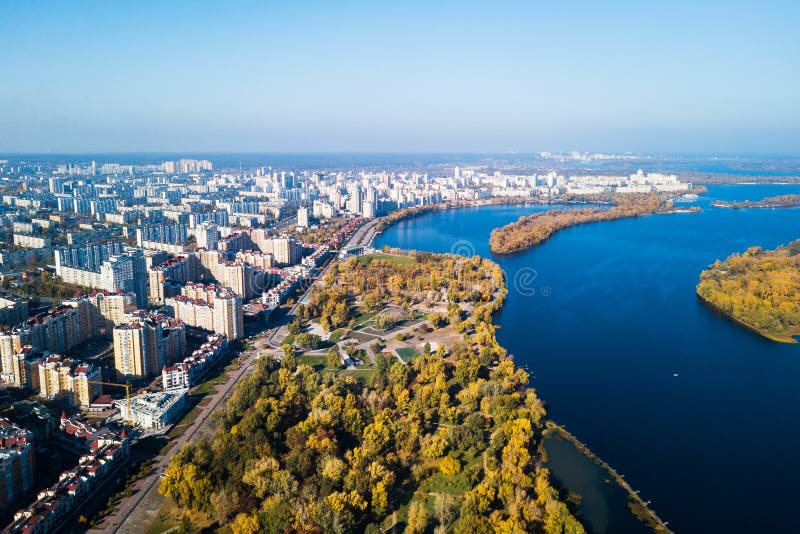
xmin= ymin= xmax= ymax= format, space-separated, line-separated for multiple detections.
xmin=695 ymin=291 xmax=799 ymax=344
xmin=374 ymin=196 xmax=598 ymax=235
xmin=544 ymin=422 xmax=673 ymax=534
xmin=374 ymin=208 xmax=672 ymax=533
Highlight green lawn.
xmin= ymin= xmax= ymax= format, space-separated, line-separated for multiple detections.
xmin=356 ymin=253 xmax=416 ymax=266
xmin=348 ymin=331 xmax=378 ymax=342
xmin=352 ymin=309 xmax=379 ymax=327
xmin=342 ymin=367 xmax=378 ymax=386
xmin=395 ymin=346 xmax=420 ymax=362
xmin=300 ymin=355 xmax=328 ymax=370
xmin=329 ymin=329 xmax=345 ymax=342
xmin=418 ymin=471 xmax=471 ymax=495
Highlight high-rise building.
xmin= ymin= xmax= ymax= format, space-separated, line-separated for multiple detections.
xmin=63 ymin=291 xmax=137 ymax=337
xmin=48 ymin=176 xmax=68 ymax=194
xmin=347 ymin=183 xmax=362 ymax=214
xmin=0 ymin=418 xmax=34 ymax=516
xmin=37 ymin=355 xmax=101 ymax=406
xmin=148 ymin=255 xmax=196 ymax=303
xmin=0 ymin=295 xmax=29 ymax=327
xmin=235 ymin=249 xmax=274 ymax=270
xmin=55 ymin=242 xmax=126 ymax=274
xmin=0 ymin=346 xmax=43 ymax=390
xmin=165 ymin=283 xmax=243 ymax=340
xmin=136 ymin=223 xmax=189 ymax=253
xmin=0 ymin=306 xmax=87 ymax=367
xmin=257 ymin=236 xmax=302 ymax=265
xmin=56 ymin=247 xmax=147 ymax=308
xmin=297 ymin=207 xmax=309 ymax=227
xmin=195 ymin=221 xmax=220 ymax=250
xmin=113 ymin=312 xmax=185 ymax=380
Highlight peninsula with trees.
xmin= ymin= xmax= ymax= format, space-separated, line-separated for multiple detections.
xmin=697 ymin=240 xmax=800 ymax=343
xmin=712 ymin=194 xmax=800 ymax=210
xmin=489 ymin=194 xmax=697 ymax=255
xmin=159 ymin=251 xmax=587 ymax=533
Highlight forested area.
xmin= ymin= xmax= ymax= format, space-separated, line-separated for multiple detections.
xmin=489 ymin=194 xmax=680 ymax=254
xmin=712 ymin=194 xmax=800 ymax=209
xmin=159 ymin=252 xmax=585 ymax=533
xmin=373 ymin=205 xmax=442 ymax=233
xmin=697 ymin=240 xmax=800 ymax=342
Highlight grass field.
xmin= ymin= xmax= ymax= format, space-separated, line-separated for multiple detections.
xmin=395 ymin=346 xmax=420 ymax=362
xmin=342 ymin=367 xmax=378 ymax=385
xmin=328 ymin=329 xmax=345 ymax=342
xmin=356 ymin=253 xmax=416 ymax=266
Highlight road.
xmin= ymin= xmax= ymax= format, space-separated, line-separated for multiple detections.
xmin=97 ymin=217 xmax=377 ymax=533
xmin=95 ymin=345 xmax=263 ymax=534
xmin=265 ymin=218 xmax=379 ymax=348
xmin=348 ymin=217 xmax=380 ymax=249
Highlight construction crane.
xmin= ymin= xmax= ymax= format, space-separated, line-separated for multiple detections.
xmin=87 ymin=379 xmax=133 ymax=423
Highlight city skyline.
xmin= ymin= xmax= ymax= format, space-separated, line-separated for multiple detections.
xmin=2 ymin=1 xmax=799 ymax=154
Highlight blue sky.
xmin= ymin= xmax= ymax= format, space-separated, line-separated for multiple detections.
xmin=1 ymin=1 xmax=798 ymax=154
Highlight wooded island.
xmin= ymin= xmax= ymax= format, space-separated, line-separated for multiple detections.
xmin=697 ymin=240 xmax=800 ymax=343
xmin=712 ymin=194 xmax=800 ymax=210
xmin=489 ymin=194 xmax=693 ymax=255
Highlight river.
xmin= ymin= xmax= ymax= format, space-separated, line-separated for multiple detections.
xmin=375 ymin=184 xmax=800 ymax=533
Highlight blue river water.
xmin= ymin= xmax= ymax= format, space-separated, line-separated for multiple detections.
xmin=375 ymin=184 xmax=800 ymax=533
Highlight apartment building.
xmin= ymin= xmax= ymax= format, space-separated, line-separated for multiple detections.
xmin=165 ymin=283 xmax=243 ymax=340
xmin=0 ymin=418 xmax=35 ymax=516
xmin=113 ymin=312 xmax=185 ymax=380
xmin=37 ymin=355 xmax=101 ymax=407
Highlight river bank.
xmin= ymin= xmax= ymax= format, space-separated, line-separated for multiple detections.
xmin=711 ymin=193 xmax=800 ymax=210
xmin=696 ymin=290 xmax=800 ymax=344
xmin=543 ymin=422 xmax=672 ymax=534
xmin=372 ymin=206 xmax=663 ymax=532
xmin=373 ymin=187 xmax=800 ymax=533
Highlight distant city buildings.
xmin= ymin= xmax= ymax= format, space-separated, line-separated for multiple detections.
xmin=55 ymin=245 xmax=147 ymax=308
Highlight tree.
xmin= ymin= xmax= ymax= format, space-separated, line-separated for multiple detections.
xmin=231 ymin=512 xmax=260 ymax=534
xmin=405 ymin=500 xmax=428 ymax=534
xmin=178 ymin=513 xmax=194 ymax=534
xmin=156 ymin=249 xmax=585 ymax=533
xmin=210 ymin=488 xmax=240 ymax=524
xmin=281 ymin=344 xmax=297 ymax=370
xmin=288 ymin=317 xmax=303 ymax=335
xmin=295 ymin=333 xmax=322 ymax=350
xmin=327 ymin=347 xmax=342 ymax=369
xmin=434 ymin=493 xmax=457 ymax=527
xmin=440 ymin=456 xmax=461 ymax=475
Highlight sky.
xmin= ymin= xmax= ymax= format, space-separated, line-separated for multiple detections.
xmin=1 ymin=1 xmax=799 ymax=154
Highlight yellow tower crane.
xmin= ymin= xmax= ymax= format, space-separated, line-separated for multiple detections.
xmin=87 ymin=380 xmax=133 ymax=423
